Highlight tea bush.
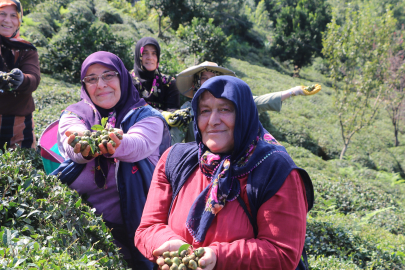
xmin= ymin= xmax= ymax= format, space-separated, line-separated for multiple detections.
xmin=0 ymin=147 xmax=127 ymax=269
xmin=306 ymin=220 xmax=404 ymax=269
xmin=37 ymin=0 xmax=133 ymax=83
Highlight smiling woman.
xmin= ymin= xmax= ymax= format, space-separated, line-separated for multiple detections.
xmin=135 ymin=76 xmax=314 ymax=270
xmin=0 ymin=0 xmax=40 ymax=150
xmin=55 ymin=51 xmax=171 ymax=269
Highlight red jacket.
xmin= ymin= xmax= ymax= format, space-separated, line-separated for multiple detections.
xmin=135 ymin=149 xmax=308 ymax=270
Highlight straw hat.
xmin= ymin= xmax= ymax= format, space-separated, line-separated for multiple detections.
xmin=176 ymin=61 xmax=236 ymax=98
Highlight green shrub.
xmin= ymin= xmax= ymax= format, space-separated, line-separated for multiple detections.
xmin=0 ymin=147 xmax=126 ymax=268
xmin=370 ymin=150 xmax=404 ymax=175
xmin=95 ymin=0 xmax=123 ymax=24
xmin=306 ymin=220 xmax=405 ymax=268
xmin=308 ymin=255 xmax=361 ymax=269
xmin=40 ymin=7 xmax=132 ymax=83
xmin=176 ymin=17 xmax=229 ymax=65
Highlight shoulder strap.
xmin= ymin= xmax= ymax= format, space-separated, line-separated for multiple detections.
xmin=165 ymin=143 xmax=199 ymax=214
xmin=236 ymin=195 xmax=258 ymax=237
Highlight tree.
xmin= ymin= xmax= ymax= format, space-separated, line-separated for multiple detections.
xmin=40 ymin=5 xmax=132 ymax=83
xmin=245 ymin=0 xmax=271 ymax=28
xmin=382 ymin=33 xmax=405 ymax=147
xmin=176 ymin=17 xmax=229 ymax=65
xmin=145 ymin=0 xmax=196 ymax=33
xmin=322 ymin=2 xmax=397 ymax=159
xmin=270 ymin=0 xmax=331 ymax=77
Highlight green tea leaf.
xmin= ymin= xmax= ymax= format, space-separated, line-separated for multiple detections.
xmin=27 ymin=210 xmax=41 ymax=218
xmin=101 ymin=117 xmax=108 ymax=127
xmin=91 ymin=125 xmax=104 ymax=131
xmin=23 ymin=178 xmax=32 ymax=190
xmin=75 ymin=198 xmax=82 ymax=208
xmin=3 ymin=228 xmax=11 ymax=246
xmin=89 ymin=142 xmax=95 ymax=154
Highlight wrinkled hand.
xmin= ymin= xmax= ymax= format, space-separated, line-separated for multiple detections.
xmin=153 ymin=239 xmax=188 ymax=258
xmin=8 ymin=68 xmax=24 ymax=90
xmin=65 ymin=130 xmax=99 ymax=158
xmin=162 ymin=108 xmax=192 ymax=128
xmin=98 ymin=130 xmax=123 ymax=155
xmin=197 ymin=247 xmax=216 ymax=270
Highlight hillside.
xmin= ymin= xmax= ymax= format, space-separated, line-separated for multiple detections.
xmin=1 ymin=0 xmax=405 ymax=268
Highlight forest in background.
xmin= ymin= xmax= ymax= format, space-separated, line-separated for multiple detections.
xmin=1 ymin=0 xmax=405 ymax=268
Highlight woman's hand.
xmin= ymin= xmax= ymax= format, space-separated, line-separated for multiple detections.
xmin=98 ymin=129 xmax=124 ymax=155
xmin=197 ymin=247 xmax=216 ymax=270
xmin=65 ymin=131 xmax=99 ymax=158
xmin=153 ymin=239 xmax=188 ymax=258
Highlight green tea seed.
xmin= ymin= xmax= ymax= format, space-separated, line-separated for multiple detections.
xmin=180 ymin=250 xmax=187 ymax=258
xmin=182 ymin=256 xmax=190 ymax=264
xmin=163 ymin=251 xmax=170 ymax=258
xmin=164 ymin=257 xmax=172 ymax=266
xmin=170 ymin=251 xmax=177 ymax=258
xmin=188 ymin=260 xmax=197 ymax=270
xmin=172 ymin=257 xmax=181 ymax=266
xmin=195 ymin=247 xmax=205 ymax=258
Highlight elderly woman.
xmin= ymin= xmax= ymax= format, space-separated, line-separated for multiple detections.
xmin=135 ymin=76 xmax=314 ymax=270
xmin=0 ymin=0 xmax=40 ymax=150
xmin=56 ymin=51 xmax=170 ymax=269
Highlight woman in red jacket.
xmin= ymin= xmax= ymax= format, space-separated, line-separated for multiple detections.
xmin=135 ymin=76 xmax=314 ymax=270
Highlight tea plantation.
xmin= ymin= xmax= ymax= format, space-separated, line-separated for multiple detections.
xmin=1 ymin=59 xmax=405 ymax=268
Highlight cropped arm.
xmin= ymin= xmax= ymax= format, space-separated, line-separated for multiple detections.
xmin=16 ymin=50 xmax=40 ymax=94
xmin=111 ymin=116 xmax=164 ymax=163
xmin=135 ymin=149 xmax=187 ymax=260
xmin=209 ymin=170 xmax=308 ymax=270
xmin=253 ymin=92 xmax=282 ymax=113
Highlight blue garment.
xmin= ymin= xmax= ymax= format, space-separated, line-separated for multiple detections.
xmin=115 ymin=106 xmax=170 ymax=270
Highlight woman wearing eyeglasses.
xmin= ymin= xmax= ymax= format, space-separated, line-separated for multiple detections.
xmin=0 ymin=0 xmax=40 ymax=150
xmin=57 ymin=51 xmax=170 ymax=269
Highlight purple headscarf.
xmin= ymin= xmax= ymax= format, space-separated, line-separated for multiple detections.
xmin=66 ymin=51 xmax=146 ymax=128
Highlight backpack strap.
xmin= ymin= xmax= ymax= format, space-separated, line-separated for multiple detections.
xmin=236 ymin=195 xmax=258 ymax=238
xmin=165 ymin=143 xmax=199 ymax=214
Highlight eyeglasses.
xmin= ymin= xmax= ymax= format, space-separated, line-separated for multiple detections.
xmin=82 ymin=71 xmax=119 ymax=85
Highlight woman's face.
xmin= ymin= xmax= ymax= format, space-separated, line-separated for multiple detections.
xmin=84 ymin=64 xmax=121 ymax=109
xmin=0 ymin=6 xmax=19 ymax=37
xmin=200 ymin=71 xmax=216 ymax=86
xmin=141 ymin=44 xmax=158 ymax=72
xmin=197 ymin=91 xmax=235 ymax=154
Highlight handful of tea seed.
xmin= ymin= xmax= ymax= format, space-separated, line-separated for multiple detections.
xmin=69 ymin=127 xmax=123 ymax=155
xmin=156 ymin=246 xmax=205 ymax=270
